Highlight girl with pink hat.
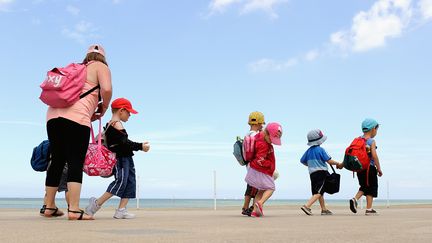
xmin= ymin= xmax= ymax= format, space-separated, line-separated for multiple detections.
xmin=245 ymin=122 xmax=283 ymax=217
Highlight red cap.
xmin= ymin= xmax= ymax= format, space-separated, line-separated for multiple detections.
xmin=111 ymin=98 xmax=138 ymax=114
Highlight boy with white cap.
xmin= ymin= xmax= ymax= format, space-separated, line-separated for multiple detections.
xmin=300 ymin=129 xmax=342 ymax=216
xmin=349 ymin=118 xmax=382 ymax=216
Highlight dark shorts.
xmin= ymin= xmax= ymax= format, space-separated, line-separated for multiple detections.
xmin=310 ymin=170 xmax=329 ymax=195
xmin=57 ymin=165 xmax=68 ymax=192
xmin=47 ymin=162 xmax=68 ymax=192
xmin=244 ymin=184 xmax=258 ymax=198
xmin=106 ymin=157 xmax=136 ymax=199
xmin=357 ymin=165 xmax=378 ymax=197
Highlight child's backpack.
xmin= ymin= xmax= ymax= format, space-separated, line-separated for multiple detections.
xmin=233 ymin=136 xmax=247 ymax=166
xmin=39 ymin=62 xmax=99 ymax=108
xmin=343 ymin=137 xmax=371 ymax=185
xmin=30 ymin=140 xmax=50 ymax=172
xmin=242 ymin=134 xmax=256 ymax=162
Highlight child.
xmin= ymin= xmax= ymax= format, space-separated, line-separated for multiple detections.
xmin=300 ymin=129 xmax=342 ymax=216
xmin=85 ymin=98 xmax=150 ymax=219
xmin=242 ymin=111 xmax=265 ymax=216
xmin=245 ymin=122 xmax=282 ymax=217
xmin=349 ymin=118 xmax=382 ymax=216
xmin=40 ymin=164 xmax=69 ymax=217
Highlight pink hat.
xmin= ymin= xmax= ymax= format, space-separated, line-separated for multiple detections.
xmin=266 ymin=122 xmax=283 ymax=145
xmin=87 ymin=44 xmax=105 ymax=57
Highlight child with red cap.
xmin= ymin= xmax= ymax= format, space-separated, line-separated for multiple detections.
xmin=244 ymin=122 xmax=283 ymax=217
xmin=85 ymin=98 xmax=150 ymax=219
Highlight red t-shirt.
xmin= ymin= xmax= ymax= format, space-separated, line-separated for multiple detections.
xmin=249 ymin=132 xmax=276 ymax=176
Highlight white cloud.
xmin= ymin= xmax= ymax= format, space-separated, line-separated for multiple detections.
xmin=240 ymin=0 xmax=287 ymax=19
xmin=208 ymin=0 xmax=287 ymax=18
xmin=248 ymin=0 xmax=431 ymax=72
xmin=0 ymin=0 xmax=14 ymax=11
xmin=62 ymin=21 xmax=99 ymax=44
xmin=66 ymin=5 xmax=80 ymax=15
xmin=249 ymin=58 xmax=297 ymax=72
xmin=331 ymin=0 xmax=413 ymax=52
xmin=419 ymin=0 xmax=432 ymax=19
xmin=208 ymin=0 xmax=242 ymax=13
xmin=304 ymin=49 xmax=319 ymax=61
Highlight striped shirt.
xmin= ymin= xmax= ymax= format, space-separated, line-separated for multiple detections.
xmin=300 ymin=145 xmax=331 ymax=174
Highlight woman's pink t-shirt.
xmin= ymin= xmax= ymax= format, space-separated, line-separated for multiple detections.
xmin=46 ymin=79 xmax=99 ymax=127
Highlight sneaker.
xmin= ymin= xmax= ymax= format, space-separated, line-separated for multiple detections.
xmin=85 ymin=197 xmax=101 ymax=216
xmin=301 ymin=205 xmax=312 ymax=216
xmin=113 ymin=208 xmax=135 ymax=219
xmin=250 ymin=211 xmax=260 ymax=218
xmin=365 ymin=209 xmax=379 ymax=216
xmin=241 ymin=208 xmax=248 ymax=216
xmin=349 ymin=198 xmax=358 ymax=214
xmin=321 ymin=209 xmax=333 ymax=215
xmin=254 ymin=202 xmax=264 ymax=217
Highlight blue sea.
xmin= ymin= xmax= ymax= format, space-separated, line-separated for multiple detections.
xmin=0 ymin=198 xmax=431 ymax=209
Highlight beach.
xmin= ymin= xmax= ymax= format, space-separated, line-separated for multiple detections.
xmin=1 ymin=204 xmax=431 ymax=243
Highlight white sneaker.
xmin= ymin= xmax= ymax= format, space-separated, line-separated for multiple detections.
xmin=113 ymin=208 xmax=135 ymax=219
xmin=85 ymin=197 xmax=101 ymax=216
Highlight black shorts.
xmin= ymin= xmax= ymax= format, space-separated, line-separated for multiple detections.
xmin=310 ymin=170 xmax=329 ymax=195
xmin=357 ymin=165 xmax=378 ymax=197
xmin=244 ymin=184 xmax=258 ymax=198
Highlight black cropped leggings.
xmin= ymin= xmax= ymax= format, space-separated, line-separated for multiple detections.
xmin=46 ymin=117 xmax=90 ymax=186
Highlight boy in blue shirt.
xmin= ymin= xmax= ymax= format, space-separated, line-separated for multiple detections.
xmin=300 ymin=129 xmax=342 ymax=216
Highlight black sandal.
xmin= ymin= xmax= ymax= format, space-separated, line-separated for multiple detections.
xmin=39 ymin=205 xmax=46 ymax=216
xmin=68 ymin=209 xmax=93 ymax=220
xmin=68 ymin=209 xmax=84 ymax=220
xmin=44 ymin=207 xmax=64 ymax=217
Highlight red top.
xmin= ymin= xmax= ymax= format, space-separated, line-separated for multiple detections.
xmin=249 ymin=132 xmax=276 ymax=176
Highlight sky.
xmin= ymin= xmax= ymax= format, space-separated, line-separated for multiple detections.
xmin=0 ymin=0 xmax=431 ymax=200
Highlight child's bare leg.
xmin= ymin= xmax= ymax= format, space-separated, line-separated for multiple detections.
xmin=257 ymin=190 xmax=274 ymax=206
xmin=318 ymin=195 xmax=327 ymax=210
xmin=255 ymin=190 xmax=263 ymax=202
xmin=305 ymin=194 xmax=321 ymax=208
xmin=96 ymin=192 xmax=114 ymax=207
xmin=119 ymin=198 xmax=129 ymax=209
xmin=366 ymin=195 xmax=373 ymax=209
xmin=243 ymin=195 xmax=252 ymax=209
xmin=354 ymin=191 xmax=364 ymax=200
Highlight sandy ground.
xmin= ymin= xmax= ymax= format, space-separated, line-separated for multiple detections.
xmin=1 ymin=205 xmax=431 ymax=243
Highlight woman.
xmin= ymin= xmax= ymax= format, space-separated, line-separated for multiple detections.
xmin=43 ymin=44 xmax=112 ymax=220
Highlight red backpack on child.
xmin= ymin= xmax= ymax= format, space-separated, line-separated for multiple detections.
xmin=343 ymin=137 xmax=371 ymax=185
xmin=242 ymin=134 xmax=256 ymax=162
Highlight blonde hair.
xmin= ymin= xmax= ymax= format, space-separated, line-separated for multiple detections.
xmin=82 ymin=52 xmax=108 ymax=66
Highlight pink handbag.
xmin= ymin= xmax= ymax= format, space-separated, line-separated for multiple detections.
xmin=83 ymin=119 xmax=117 ymax=177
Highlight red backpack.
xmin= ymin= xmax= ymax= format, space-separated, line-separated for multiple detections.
xmin=343 ymin=137 xmax=371 ymax=185
xmin=242 ymin=134 xmax=256 ymax=162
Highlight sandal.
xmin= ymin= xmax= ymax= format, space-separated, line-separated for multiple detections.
xmin=39 ymin=205 xmax=46 ymax=216
xmin=43 ymin=207 xmax=64 ymax=217
xmin=68 ymin=209 xmax=94 ymax=220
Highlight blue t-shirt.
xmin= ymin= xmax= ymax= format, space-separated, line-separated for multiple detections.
xmin=365 ymin=137 xmax=376 ymax=166
xmin=300 ymin=146 xmax=331 ymax=174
